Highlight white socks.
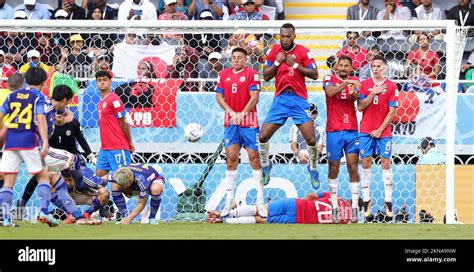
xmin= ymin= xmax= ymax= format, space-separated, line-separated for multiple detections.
xmin=225 ymin=170 xmax=237 ymax=207
xmin=253 ymin=169 xmax=264 ymax=204
xmin=328 ymin=178 xmax=338 ymax=207
xmin=258 ymin=141 xmax=270 ymax=167
xmin=307 ymin=144 xmax=318 ymax=170
xmin=350 ymin=182 xmax=360 ymax=209
xmin=229 ymin=205 xmax=257 ymax=217
xmin=361 ymin=168 xmax=372 ymax=202
xmin=382 ymin=169 xmax=393 ymax=203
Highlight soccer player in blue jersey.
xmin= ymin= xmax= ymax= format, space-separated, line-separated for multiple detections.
xmin=0 ymin=70 xmax=57 ymax=227
xmin=61 ymin=164 xmax=110 ymax=223
xmin=111 ymin=163 xmax=164 ymax=225
xmin=260 ymin=23 xmax=320 ymax=189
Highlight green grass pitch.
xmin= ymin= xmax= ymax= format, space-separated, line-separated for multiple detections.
xmin=1 ymin=222 xmax=473 ymax=239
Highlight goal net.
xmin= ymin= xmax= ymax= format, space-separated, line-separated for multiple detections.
xmin=0 ymin=20 xmax=466 ymax=224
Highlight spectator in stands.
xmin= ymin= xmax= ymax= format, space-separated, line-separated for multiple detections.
xmin=159 ymin=0 xmax=188 ymax=20
xmin=58 ymin=34 xmax=96 ymax=79
xmin=190 ymin=0 xmax=224 ymax=20
xmin=141 ymin=33 xmax=161 ymax=45
xmin=86 ymin=0 xmax=118 ymax=20
xmin=0 ymin=31 xmax=29 ymax=70
xmin=167 ymin=46 xmax=199 ymax=92
xmin=14 ymin=0 xmax=51 ymax=19
xmin=200 ymin=51 xmax=227 ymax=91
xmin=417 ymin=137 xmax=445 ymax=165
xmin=85 ymin=7 xmax=116 ymax=56
xmin=264 ymin=0 xmax=285 ymax=20
xmin=447 ymin=0 xmax=474 ymax=36
xmin=377 ymin=0 xmax=412 ymax=40
xmin=336 ymin=31 xmax=368 ymax=75
xmin=359 ymin=45 xmax=393 ymax=80
xmin=20 ymin=49 xmax=53 ymax=74
xmin=326 ymin=55 xmax=337 ymax=74
xmin=97 ymin=53 xmax=114 ymax=77
xmin=408 ymin=0 xmax=445 ymax=44
xmin=118 ymin=0 xmax=157 ymax=20
xmin=123 ymin=33 xmax=138 ymax=45
xmin=176 ymin=0 xmax=192 ymax=18
xmin=184 ymin=10 xmax=222 ymax=76
xmin=0 ymin=50 xmax=16 ymax=89
xmin=34 ymin=33 xmax=60 ymax=67
xmin=230 ymin=0 xmax=263 ymax=20
xmin=347 ymin=0 xmax=379 ymax=21
xmin=0 ymin=0 xmax=14 ymax=19
xmin=138 ymin=61 xmax=157 ymax=79
xmin=403 ymin=0 xmax=421 ymax=18
xmin=53 ymin=0 xmax=86 ymax=20
xmin=406 ymin=33 xmax=440 ymax=81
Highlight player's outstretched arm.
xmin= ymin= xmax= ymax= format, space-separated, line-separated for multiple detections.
xmin=122 ymin=196 xmax=147 ymax=224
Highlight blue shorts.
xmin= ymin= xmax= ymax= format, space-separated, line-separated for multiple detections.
xmin=97 ymin=149 xmax=132 ymax=172
xmin=326 ymin=130 xmax=359 ymax=161
xmin=224 ymin=126 xmax=259 ymax=151
xmin=267 ymin=198 xmax=297 ymax=224
xmin=358 ymin=134 xmax=392 ymax=159
xmin=264 ymin=92 xmax=311 ymax=125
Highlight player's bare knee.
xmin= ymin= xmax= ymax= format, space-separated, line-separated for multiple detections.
xmin=98 ymin=188 xmax=110 ymax=204
xmin=361 ymin=158 xmax=372 ymax=169
xmin=150 ymin=182 xmax=163 ymax=195
xmin=258 ymin=133 xmax=269 ymax=143
xmin=381 ymin=159 xmax=391 ymax=170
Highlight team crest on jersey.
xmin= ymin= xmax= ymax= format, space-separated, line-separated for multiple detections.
xmin=360 ymin=149 xmax=365 ymax=155
xmin=225 ymin=138 xmax=229 ymax=144
xmin=113 ymin=100 xmax=121 ymax=109
xmin=240 ymin=76 xmax=246 ymax=82
xmin=66 ymin=130 xmax=71 ymax=136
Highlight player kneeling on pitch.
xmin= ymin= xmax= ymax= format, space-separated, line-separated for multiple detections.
xmin=207 ymin=192 xmax=362 ymax=224
xmin=111 ymin=163 xmax=165 ymax=224
xmin=61 ymin=163 xmax=110 ymax=224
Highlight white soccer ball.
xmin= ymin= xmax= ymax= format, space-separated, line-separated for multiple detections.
xmin=184 ymin=123 xmax=203 ymax=142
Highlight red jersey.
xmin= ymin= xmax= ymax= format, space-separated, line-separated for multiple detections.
xmin=215 ymin=67 xmax=260 ymax=128
xmin=0 ymin=63 xmax=16 ymax=89
xmin=98 ymin=91 xmax=131 ymax=150
xmin=359 ymin=78 xmax=399 ymax=137
xmin=265 ymin=44 xmax=317 ymax=99
xmin=296 ymin=193 xmax=350 ymax=224
xmin=322 ymin=74 xmax=360 ymax=132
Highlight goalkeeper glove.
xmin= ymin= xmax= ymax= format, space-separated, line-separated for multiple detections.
xmin=87 ymin=153 xmax=97 ymax=165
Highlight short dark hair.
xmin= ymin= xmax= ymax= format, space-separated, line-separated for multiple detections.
xmin=373 ymin=54 xmax=387 ymax=64
xmin=346 ymin=31 xmax=359 ymax=38
xmin=419 ymin=137 xmax=435 ymax=149
xmin=232 ymin=47 xmax=247 ymax=56
xmin=338 ymin=55 xmax=353 ymax=66
xmin=24 ymin=67 xmax=47 ymax=86
xmin=7 ymin=73 xmax=24 ymax=91
xmin=326 ymin=55 xmax=336 ymax=69
xmin=51 ymin=85 xmax=74 ymax=101
xmin=281 ymin=23 xmax=295 ymax=32
xmin=370 ymin=45 xmax=380 ymax=52
xmin=95 ymin=70 xmax=112 ymax=79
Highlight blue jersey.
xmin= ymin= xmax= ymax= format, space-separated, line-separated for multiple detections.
xmin=0 ymin=87 xmax=46 ymax=150
xmin=75 ymin=165 xmax=106 ymax=193
xmin=44 ymin=98 xmax=56 ymax=138
xmin=126 ymin=163 xmax=165 ymax=199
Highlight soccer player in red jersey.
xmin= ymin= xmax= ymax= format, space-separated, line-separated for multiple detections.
xmin=260 ymin=23 xmax=320 ymax=189
xmin=357 ymin=55 xmax=399 ymax=222
xmin=215 ymin=47 xmax=266 ymax=217
xmin=322 ymin=55 xmax=361 ymax=223
xmin=95 ymin=70 xmax=134 ymax=177
xmin=207 ymin=192 xmax=360 ymax=224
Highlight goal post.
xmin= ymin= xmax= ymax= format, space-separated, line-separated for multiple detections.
xmin=0 ymin=20 xmax=466 ymax=224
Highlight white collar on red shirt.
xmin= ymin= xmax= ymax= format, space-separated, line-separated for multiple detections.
xmin=372 ymin=77 xmax=387 ymax=86
xmin=232 ymin=68 xmax=245 ymax=74
xmin=100 ymin=90 xmax=112 ymax=101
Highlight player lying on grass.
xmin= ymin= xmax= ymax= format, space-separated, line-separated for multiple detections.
xmin=61 ymin=164 xmax=110 ymax=224
xmin=111 ymin=163 xmax=165 ymax=225
xmin=207 ymin=192 xmax=366 ymax=224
